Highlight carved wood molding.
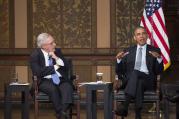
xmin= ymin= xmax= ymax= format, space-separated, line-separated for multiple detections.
xmin=0 ymin=48 xmax=118 ymax=65
xmin=27 ymin=0 xmax=97 ymax=49
xmin=0 ymin=0 xmax=15 ymax=48
xmin=110 ymin=0 xmax=144 ymax=49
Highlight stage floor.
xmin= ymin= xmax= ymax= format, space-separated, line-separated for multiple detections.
xmin=0 ymin=103 xmax=177 ymax=119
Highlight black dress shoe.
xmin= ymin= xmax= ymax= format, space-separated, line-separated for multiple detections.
xmin=115 ymin=109 xmax=128 ymax=117
xmin=115 ymin=105 xmax=128 ymax=116
xmin=63 ymin=103 xmax=73 ymax=112
xmin=135 ymin=108 xmax=141 ymax=119
xmin=135 ymin=113 xmax=141 ymax=119
xmin=135 ymin=117 xmax=141 ymax=119
xmin=61 ymin=111 xmax=70 ymax=119
xmin=166 ymin=94 xmax=179 ymax=103
xmin=56 ymin=111 xmax=69 ymax=119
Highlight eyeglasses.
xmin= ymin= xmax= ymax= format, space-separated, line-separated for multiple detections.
xmin=44 ymin=41 xmax=55 ymax=46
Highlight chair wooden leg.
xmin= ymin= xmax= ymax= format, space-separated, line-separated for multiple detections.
xmin=35 ymin=100 xmax=38 ymax=119
xmin=156 ymin=101 xmax=160 ymax=119
xmin=69 ymin=107 xmax=72 ymax=119
xmin=76 ymin=100 xmax=80 ymax=119
xmin=113 ymin=100 xmax=117 ymax=119
xmin=113 ymin=99 xmax=117 ymax=119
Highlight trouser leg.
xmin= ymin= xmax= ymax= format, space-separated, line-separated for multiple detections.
xmin=135 ymin=79 xmax=144 ymax=109
xmin=39 ymin=80 xmax=63 ymax=114
xmin=125 ymin=70 xmax=139 ymax=97
xmin=59 ymin=82 xmax=73 ymax=111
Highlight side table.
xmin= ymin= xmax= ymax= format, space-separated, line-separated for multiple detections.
xmin=4 ymin=83 xmax=30 ymax=119
xmin=85 ymin=82 xmax=113 ymax=119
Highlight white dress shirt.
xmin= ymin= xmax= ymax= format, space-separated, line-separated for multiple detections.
xmin=41 ymin=49 xmax=64 ymax=78
xmin=135 ymin=44 xmax=149 ymax=74
xmin=117 ymin=44 xmax=163 ymax=74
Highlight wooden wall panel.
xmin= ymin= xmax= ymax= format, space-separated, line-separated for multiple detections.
xmin=1 ymin=0 xmax=179 ymax=100
xmin=0 ymin=66 xmax=15 ymax=96
xmin=0 ymin=0 xmax=14 ymax=48
xmin=27 ymin=0 xmax=97 ymax=49
xmin=110 ymin=0 xmax=144 ymax=49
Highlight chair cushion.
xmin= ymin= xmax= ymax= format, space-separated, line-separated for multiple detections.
xmin=114 ymin=90 xmax=159 ymax=102
xmin=73 ymin=92 xmax=80 ymax=100
xmin=36 ymin=92 xmax=50 ymax=101
xmin=36 ymin=91 xmax=80 ymax=102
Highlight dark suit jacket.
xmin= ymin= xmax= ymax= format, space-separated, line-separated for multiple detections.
xmin=116 ymin=44 xmax=164 ymax=87
xmin=30 ymin=48 xmax=70 ymax=84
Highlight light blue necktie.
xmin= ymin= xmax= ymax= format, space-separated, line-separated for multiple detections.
xmin=134 ymin=47 xmax=142 ymax=70
xmin=48 ymin=57 xmax=60 ymax=85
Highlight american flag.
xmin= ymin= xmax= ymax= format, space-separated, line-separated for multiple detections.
xmin=140 ymin=0 xmax=170 ymax=70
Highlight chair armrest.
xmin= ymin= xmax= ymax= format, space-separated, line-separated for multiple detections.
xmin=72 ymin=74 xmax=80 ymax=93
xmin=156 ymin=75 xmax=160 ymax=96
xmin=113 ymin=75 xmax=123 ymax=92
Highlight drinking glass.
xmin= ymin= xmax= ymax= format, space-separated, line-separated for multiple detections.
xmin=96 ymin=73 xmax=103 ymax=83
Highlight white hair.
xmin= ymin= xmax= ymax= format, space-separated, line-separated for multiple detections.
xmin=36 ymin=33 xmax=50 ymax=48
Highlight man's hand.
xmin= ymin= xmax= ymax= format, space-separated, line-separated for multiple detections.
xmin=49 ymin=52 xmax=59 ymax=60
xmin=149 ymin=51 xmax=161 ymax=58
xmin=116 ymin=51 xmax=129 ymax=59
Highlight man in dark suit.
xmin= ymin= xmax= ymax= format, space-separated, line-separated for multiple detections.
xmin=30 ymin=33 xmax=73 ymax=119
xmin=114 ymin=26 xmax=164 ymax=119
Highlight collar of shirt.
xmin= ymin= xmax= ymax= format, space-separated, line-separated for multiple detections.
xmin=137 ymin=44 xmax=147 ymax=50
xmin=136 ymin=44 xmax=149 ymax=74
xmin=41 ymin=49 xmax=50 ymax=66
xmin=41 ymin=49 xmax=62 ymax=78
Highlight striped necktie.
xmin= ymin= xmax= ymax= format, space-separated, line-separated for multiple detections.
xmin=48 ymin=57 xmax=60 ymax=85
xmin=134 ymin=47 xmax=142 ymax=70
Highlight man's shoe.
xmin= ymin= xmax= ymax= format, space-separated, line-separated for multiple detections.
xmin=166 ymin=94 xmax=179 ymax=103
xmin=63 ymin=103 xmax=73 ymax=112
xmin=135 ymin=108 xmax=141 ymax=119
xmin=135 ymin=117 xmax=141 ymax=119
xmin=115 ymin=105 xmax=128 ymax=116
xmin=61 ymin=111 xmax=69 ymax=119
xmin=115 ymin=109 xmax=128 ymax=117
xmin=135 ymin=113 xmax=141 ymax=119
xmin=56 ymin=111 xmax=69 ymax=119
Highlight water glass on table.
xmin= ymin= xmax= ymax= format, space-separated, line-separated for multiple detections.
xmin=96 ymin=73 xmax=103 ymax=84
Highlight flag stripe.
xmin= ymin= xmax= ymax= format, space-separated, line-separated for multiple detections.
xmin=141 ymin=21 xmax=169 ymax=65
xmin=155 ymin=8 xmax=167 ymax=34
xmin=148 ymin=16 xmax=170 ymax=54
xmin=150 ymin=36 xmax=168 ymax=65
xmin=154 ymin=9 xmax=170 ymax=47
xmin=152 ymin=31 xmax=170 ymax=64
xmin=140 ymin=0 xmax=170 ymax=70
xmin=155 ymin=9 xmax=167 ymax=34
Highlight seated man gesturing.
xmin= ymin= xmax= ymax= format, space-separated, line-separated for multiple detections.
xmin=115 ymin=26 xmax=164 ymax=119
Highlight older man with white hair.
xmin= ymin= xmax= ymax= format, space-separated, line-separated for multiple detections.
xmin=30 ymin=33 xmax=73 ymax=119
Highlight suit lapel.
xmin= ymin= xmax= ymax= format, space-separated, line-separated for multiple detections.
xmin=38 ymin=49 xmax=46 ymax=66
xmin=146 ymin=45 xmax=151 ymax=67
xmin=130 ymin=46 xmax=137 ymax=66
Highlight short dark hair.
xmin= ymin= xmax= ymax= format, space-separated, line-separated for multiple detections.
xmin=133 ymin=26 xmax=146 ymax=35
